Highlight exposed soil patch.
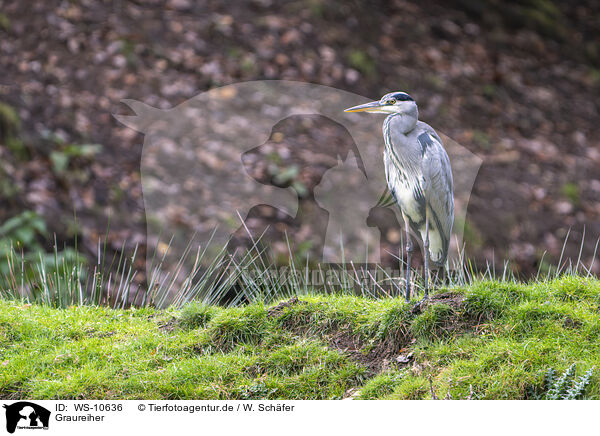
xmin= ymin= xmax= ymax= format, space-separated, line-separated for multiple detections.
xmin=563 ymin=317 xmax=583 ymax=329
xmin=285 ymin=293 xmax=472 ymax=375
xmin=429 ymin=291 xmax=465 ymax=309
xmin=327 ymin=329 xmax=413 ymax=375
xmin=411 ymin=291 xmax=466 ymax=314
xmin=89 ymin=330 xmax=117 ymax=339
xmin=267 ymin=296 xmax=300 ymax=318
xmin=192 ymin=293 xmax=476 ymax=376
xmin=158 ymin=317 xmax=178 ymax=332
xmin=428 ymin=292 xmax=482 ymax=338
xmin=350 ymin=293 xmax=468 ymax=372
xmin=268 ymin=297 xmax=415 ymax=374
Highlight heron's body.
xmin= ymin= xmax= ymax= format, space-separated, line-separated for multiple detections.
xmin=345 ymin=91 xmax=454 ymax=301
xmin=383 ymin=116 xmax=453 ymax=267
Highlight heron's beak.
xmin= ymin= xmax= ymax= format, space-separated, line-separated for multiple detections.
xmin=344 ymin=101 xmax=382 ymax=113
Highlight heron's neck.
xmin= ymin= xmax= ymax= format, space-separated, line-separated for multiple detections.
xmin=385 ymin=106 xmax=418 ymax=134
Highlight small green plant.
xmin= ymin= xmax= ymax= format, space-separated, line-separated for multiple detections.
xmin=481 ymin=84 xmax=497 ymax=100
xmin=268 ymin=164 xmax=308 ymax=197
xmin=472 ymin=129 xmax=492 ymax=149
xmin=50 ymin=143 xmax=102 ymax=174
xmin=529 ymin=364 xmax=594 ymax=399
xmin=0 ymin=211 xmax=88 ymax=307
xmin=117 ymin=37 xmax=139 ymax=67
xmin=0 ymin=13 xmax=10 ymax=31
xmin=0 ymin=211 xmax=47 ymax=253
xmin=561 ymin=182 xmax=580 ymax=207
xmin=239 ymin=380 xmax=278 ymax=399
xmin=347 ymin=50 xmax=376 ymax=77
xmin=0 ymin=102 xmax=27 ymax=160
xmin=462 ymin=281 xmax=524 ymax=320
xmin=205 ymin=304 xmax=271 ymax=349
xmin=178 ymin=302 xmax=217 ymax=329
xmin=0 ymin=102 xmax=20 ymax=137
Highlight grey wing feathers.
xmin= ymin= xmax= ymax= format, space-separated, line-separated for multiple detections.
xmin=418 ymin=132 xmax=454 ymax=264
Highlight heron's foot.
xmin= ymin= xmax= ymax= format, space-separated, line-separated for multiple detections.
xmin=410 ymin=293 xmax=430 ymax=314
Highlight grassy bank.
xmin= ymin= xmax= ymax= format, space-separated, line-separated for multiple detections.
xmin=1 ymin=275 xmax=599 ymax=400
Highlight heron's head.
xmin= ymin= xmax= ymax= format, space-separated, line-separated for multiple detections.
xmin=344 ymin=91 xmax=416 ymax=114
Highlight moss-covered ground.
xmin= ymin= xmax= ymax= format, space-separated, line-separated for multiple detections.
xmin=1 ymin=275 xmax=599 ymax=399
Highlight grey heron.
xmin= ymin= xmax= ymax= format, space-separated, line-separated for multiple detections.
xmin=345 ymin=92 xmax=454 ymax=303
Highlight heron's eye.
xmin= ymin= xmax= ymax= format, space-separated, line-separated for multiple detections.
xmin=387 ymin=99 xmax=396 ymax=105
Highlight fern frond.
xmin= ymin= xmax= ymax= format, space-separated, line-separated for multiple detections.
xmin=563 ymin=367 xmax=594 ymax=400
xmin=546 ymin=363 xmax=576 ymax=400
xmin=543 ymin=367 xmax=556 ymax=390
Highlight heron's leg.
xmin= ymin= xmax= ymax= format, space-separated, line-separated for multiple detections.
xmin=423 ymin=216 xmax=430 ymax=300
xmin=403 ymin=219 xmax=414 ymax=302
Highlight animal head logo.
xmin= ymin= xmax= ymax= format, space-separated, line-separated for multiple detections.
xmin=3 ymin=402 xmax=51 ymax=433
xmin=115 ymin=81 xmax=481 ymax=297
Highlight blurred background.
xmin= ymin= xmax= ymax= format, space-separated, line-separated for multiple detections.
xmin=1 ymin=0 xmax=599 ymax=285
